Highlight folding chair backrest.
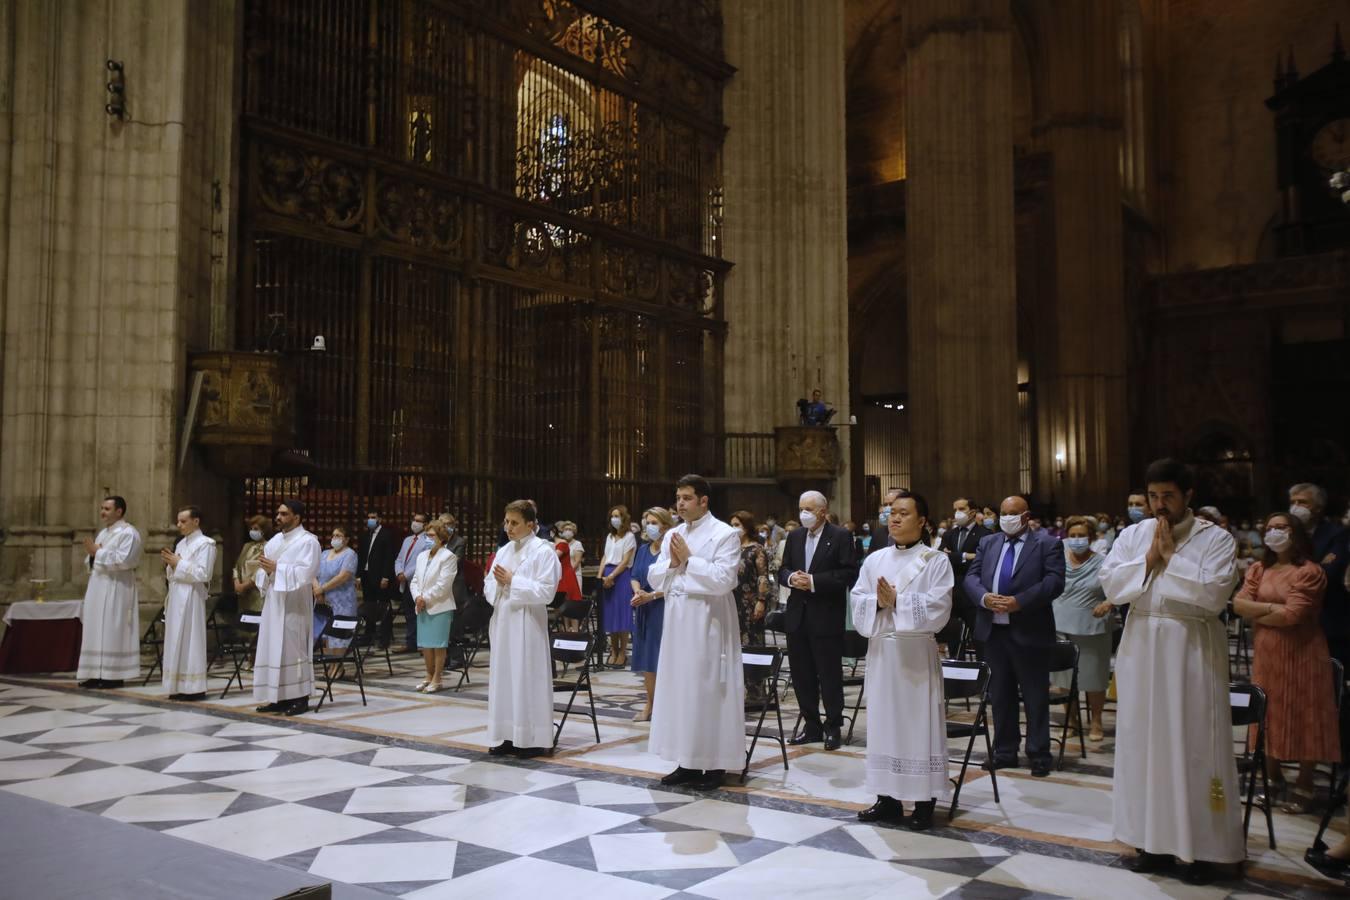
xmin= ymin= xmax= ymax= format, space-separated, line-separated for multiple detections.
xmin=842 ymin=631 xmax=870 ymax=659
xmin=313 ymin=603 xmax=334 ymax=636
xmin=942 ymin=659 xmax=989 ymax=700
xmin=1229 ymin=683 xmax=1266 ymax=728
xmin=742 ymin=646 xmax=782 ymax=681
xmin=1333 ymin=658 xmax=1346 ymax=710
xmin=323 ymin=614 xmax=360 ymax=643
xmin=457 ymin=594 xmax=493 ymax=632
xmin=238 ymin=612 xmax=262 ymax=633
xmin=560 ymin=598 xmax=592 ymax=624
xmin=1047 ymin=640 xmax=1078 ymax=674
xmin=551 ymin=632 xmax=592 ymax=665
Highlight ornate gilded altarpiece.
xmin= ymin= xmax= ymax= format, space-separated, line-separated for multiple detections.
xmin=235 ymin=0 xmax=731 ymax=554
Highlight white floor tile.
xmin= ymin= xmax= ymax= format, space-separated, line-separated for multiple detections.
xmin=342 ymin=785 xmax=466 ymax=814
xmin=0 ymin=709 xmax=106 ymax=737
xmin=309 ymin=841 xmax=458 ymax=883
xmin=18 ymin=693 xmax=108 ymax=710
xmin=953 ymin=773 xmax=1115 ymax=842
xmin=744 ymin=750 xmax=874 ymax=806
xmin=574 ymin=780 xmax=692 ymax=808
xmin=117 ymin=710 xmax=232 ymax=731
xmin=165 ymin=802 xmax=388 ymax=860
xmin=370 ymin=747 xmax=471 ymax=768
xmin=253 ymin=733 xmax=383 ymax=757
xmin=591 ymin=830 xmax=740 ymax=872
xmin=303 ymin=693 xmax=422 ymax=721
xmin=87 ymin=702 xmax=162 ymax=716
xmin=63 ymin=731 xmax=238 ymax=765
xmin=980 ymin=852 xmax=1230 ymax=899
xmin=843 ymin=824 xmax=1010 ymax=861
xmin=163 ymin=750 xmax=281 ymax=773
xmin=407 ymin=794 xmax=635 ymax=855
xmin=334 ymin=705 xmax=482 ymax=737
xmin=0 ymin=756 xmax=80 ymax=781
xmin=102 ymin=791 xmax=240 ymax=822
xmin=28 ymin=724 xmax=142 ymax=744
xmin=0 ymin=704 xmax=29 ymax=717
xmin=568 ymin=738 xmax=781 ymax=776
xmin=2 ymin=764 xmax=188 ymax=806
xmin=211 ymin=721 xmax=299 ymax=738
xmin=651 ymin=798 xmax=842 ymax=844
xmin=435 ymin=761 xmax=579 ymax=795
xmin=400 ymin=856 xmax=672 ymax=900
xmin=207 ymin=757 xmax=404 ymax=801
xmin=684 ymin=845 xmax=967 ymax=899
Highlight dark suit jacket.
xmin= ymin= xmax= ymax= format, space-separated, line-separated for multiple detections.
xmin=866 ymin=518 xmax=894 ymax=556
xmin=776 ymin=522 xmax=857 ymax=636
xmin=940 ymin=524 xmax=991 ymax=610
xmin=965 ymin=528 xmax=1065 ymax=647
xmin=358 ymin=526 xmax=397 ymax=596
xmin=1313 ymin=520 xmax=1350 ymax=640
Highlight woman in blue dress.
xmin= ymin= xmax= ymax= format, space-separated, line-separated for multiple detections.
xmin=313 ymin=526 xmax=358 ymax=651
xmin=599 ymin=505 xmax=637 ymax=666
xmin=629 ymin=507 xmax=674 ymax=721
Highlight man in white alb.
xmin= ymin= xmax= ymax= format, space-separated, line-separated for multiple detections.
xmin=1100 ymin=458 xmax=1241 ymax=886
xmin=77 ymin=496 xmax=144 ymax=688
xmin=648 ymin=474 xmax=745 ymax=790
xmin=160 ymin=506 xmax=217 ymax=700
xmin=485 ymin=499 xmax=560 ymax=758
xmin=850 ymin=490 xmax=953 ymax=830
xmin=253 ymin=500 xmax=322 ymax=716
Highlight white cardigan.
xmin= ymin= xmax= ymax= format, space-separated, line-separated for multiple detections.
xmin=411 ymin=546 xmax=459 ymax=616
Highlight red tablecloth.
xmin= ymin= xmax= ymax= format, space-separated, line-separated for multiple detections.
xmin=0 ymin=619 xmax=83 ymax=674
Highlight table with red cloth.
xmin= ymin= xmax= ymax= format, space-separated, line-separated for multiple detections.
xmin=0 ymin=600 xmax=83 ymax=674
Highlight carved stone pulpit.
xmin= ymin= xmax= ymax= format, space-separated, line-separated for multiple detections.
xmin=190 ymin=352 xmax=297 ymax=477
xmin=774 ymin=426 xmax=842 ymax=488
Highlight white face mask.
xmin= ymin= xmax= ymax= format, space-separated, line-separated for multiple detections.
xmin=410 ymin=521 xmax=424 ymax=534
xmin=1288 ymin=504 xmax=1313 ymax=525
xmin=611 ymin=516 xmax=622 ymax=530
xmin=644 ymin=523 xmax=661 ymax=541
xmin=248 ymin=529 xmax=263 ymax=542
xmin=1264 ymin=528 xmax=1292 ymax=553
xmin=562 ymin=530 xmax=575 ymax=540
xmin=999 ymin=515 xmax=1024 ymax=536
xmin=799 ymin=510 xmax=819 ymax=530
xmin=331 ymin=537 xmax=345 ymax=550
xmin=953 ymin=510 xmax=970 ymax=527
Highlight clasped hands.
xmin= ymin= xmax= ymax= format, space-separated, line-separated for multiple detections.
xmin=258 ymin=554 xmax=277 ymax=575
xmin=83 ymin=537 xmax=100 ymax=556
xmin=1145 ymin=513 xmax=1176 ymax=575
xmin=492 ymin=564 xmax=513 ymax=588
xmin=667 ymin=533 xmax=690 ymax=568
xmin=159 ymin=547 xmax=181 ymax=567
xmin=787 ymin=570 xmax=811 ymax=591
xmin=984 ymin=593 xmax=1022 ymax=614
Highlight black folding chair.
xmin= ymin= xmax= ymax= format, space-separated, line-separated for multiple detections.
xmin=1046 ymin=640 xmax=1086 ymax=769
xmin=216 ymin=612 xmax=261 ymax=698
xmin=789 ymin=630 xmax=870 ymax=745
xmin=551 ymin=631 xmax=599 ymax=751
xmin=315 ymin=614 xmax=367 ymax=712
xmin=1324 ymin=658 xmax=1345 ymax=802
xmin=1232 ymin=682 xmax=1275 ymax=849
xmin=742 ymin=646 xmax=790 ymax=783
xmin=140 ymin=605 xmax=167 ymax=686
xmin=450 ymin=594 xmax=492 ymax=691
xmin=944 ymin=659 xmax=1000 ymax=819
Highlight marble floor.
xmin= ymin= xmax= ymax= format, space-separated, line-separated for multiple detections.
xmin=0 ymin=650 xmax=1345 ymax=899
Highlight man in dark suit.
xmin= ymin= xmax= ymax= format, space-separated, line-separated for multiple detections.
xmin=939 ymin=497 xmax=991 ymax=646
xmin=964 ymin=495 xmax=1065 ymax=777
xmin=358 ymin=510 xmax=398 ymax=649
xmin=867 ymin=487 xmax=905 ymax=556
xmin=777 ymin=490 xmax=858 ymax=750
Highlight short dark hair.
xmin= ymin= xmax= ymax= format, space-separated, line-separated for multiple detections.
xmin=505 ymin=499 xmax=537 ymax=522
xmin=1260 ymin=511 xmax=1314 ymax=568
xmin=178 ymin=505 xmax=201 ymax=521
xmin=731 ymin=510 xmax=758 ymax=540
xmin=676 ymin=474 xmax=710 ymax=499
xmin=895 ymin=490 xmax=930 ymax=522
xmin=104 ymin=495 xmax=127 ymax=514
xmin=280 ymin=498 xmax=306 ymax=518
xmin=411 ymin=512 xmax=428 ymax=522
xmin=1144 ymin=458 xmax=1193 ymax=494
xmin=366 ymin=510 xmax=380 ymax=518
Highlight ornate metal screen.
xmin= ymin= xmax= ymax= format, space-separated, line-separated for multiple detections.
xmin=236 ymin=0 xmax=730 ymax=559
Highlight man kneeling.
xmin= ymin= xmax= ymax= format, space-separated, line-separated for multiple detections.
xmin=850 ymin=490 xmax=953 ymax=830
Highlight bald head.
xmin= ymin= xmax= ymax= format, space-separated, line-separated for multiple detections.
xmin=998 ymin=495 xmax=1029 ymax=537
xmin=1000 ymin=496 xmax=1028 ymax=516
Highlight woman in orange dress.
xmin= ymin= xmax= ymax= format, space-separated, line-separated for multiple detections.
xmin=1234 ymin=512 xmax=1339 ymax=812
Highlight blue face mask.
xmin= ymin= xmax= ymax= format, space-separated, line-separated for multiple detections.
xmin=1127 ymin=507 xmax=1145 ymax=523
xmin=983 ymin=517 xmax=996 ymax=529
xmin=1097 ymin=522 xmax=1109 ymax=533
xmin=1065 ymin=537 xmax=1091 ymax=554
xmin=879 ymin=509 xmax=890 ymax=524
xmin=645 ymin=523 xmax=661 ymax=542
xmin=367 ymin=518 xmax=378 ymax=530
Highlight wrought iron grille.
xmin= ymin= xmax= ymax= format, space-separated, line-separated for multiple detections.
xmin=236 ymin=0 xmax=729 ymax=561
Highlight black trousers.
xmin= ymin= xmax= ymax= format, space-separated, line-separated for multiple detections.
xmin=984 ymin=626 xmax=1051 ymax=765
xmin=359 ymin=581 xmax=394 ymax=647
xmin=786 ymin=629 xmax=845 ymax=732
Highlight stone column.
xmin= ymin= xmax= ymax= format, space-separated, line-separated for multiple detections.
xmin=1030 ymin=0 xmax=1129 ymax=513
xmin=722 ymin=0 xmax=852 ymax=514
xmin=0 ymin=0 xmax=235 ymax=606
xmin=904 ymin=1 xmax=1021 ymax=508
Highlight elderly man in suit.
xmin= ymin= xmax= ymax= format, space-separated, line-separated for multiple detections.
xmin=939 ymin=496 xmax=991 ymax=646
xmin=964 ymin=495 xmax=1065 ymax=777
xmin=778 ymin=490 xmax=858 ymax=750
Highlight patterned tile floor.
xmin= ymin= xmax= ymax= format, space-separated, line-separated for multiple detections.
xmin=0 ymin=649 xmax=1344 ymax=898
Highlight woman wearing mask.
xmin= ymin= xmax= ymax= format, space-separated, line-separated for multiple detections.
xmin=599 ymin=505 xmax=637 ymax=666
xmin=559 ymin=521 xmax=584 ymax=590
xmin=411 ymin=522 xmax=458 ymax=692
xmin=1051 ymin=516 xmax=1114 ymax=742
xmin=553 ymin=522 xmax=583 ymax=604
xmin=629 ymin=508 xmax=673 ymax=721
xmin=981 ymin=507 xmax=998 ymax=531
xmin=313 ymin=526 xmax=359 ymax=656
xmin=1233 ymin=513 xmax=1339 ymax=812
xmin=232 ymin=515 xmax=271 ymax=615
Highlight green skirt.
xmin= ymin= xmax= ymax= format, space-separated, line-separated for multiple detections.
xmin=417 ymin=609 xmax=454 ymax=649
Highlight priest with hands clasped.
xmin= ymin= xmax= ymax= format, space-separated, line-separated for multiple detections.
xmin=850 ymin=490 xmax=953 ymax=831
xmin=253 ymin=500 xmax=322 ymax=717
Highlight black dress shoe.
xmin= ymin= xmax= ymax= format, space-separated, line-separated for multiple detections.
xmin=102 ymin=680 xmax=124 ymax=688
xmin=858 ymin=796 xmax=905 ymax=823
xmin=488 ymin=741 xmax=515 ymax=756
xmin=1180 ymin=861 xmax=1222 ymax=885
xmin=905 ymin=799 xmax=936 ymax=831
xmin=1030 ymin=762 xmax=1052 ymax=777
xmin=178 ymin=692 xmax=206 ymax=702
xmin=79 ymin=679 xmax=101 ymax=689
xmin=514 ymin=746 xmax=549 ymax=759
xmin=823 ymin=728 xmax=842 ymax=751
xmin=1305 ymin=847 xmax=1350 ymax=878
xmin=984 ymin=757 xmax=1018 ymax=771
xmin=692 ymin=769 xmax=725 ymax=790
xmin=255 ymin=702 xmax=284 ymax=713
xmin=660 ymin=766 xmax=701 ymax=786
xmin=1127 ymin=851 xmax=1173 ymax=874
xmin=788 ymin=732 xmax=823 ymax=746
xmin=283 ymin=699 xmax=310 ymax=716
